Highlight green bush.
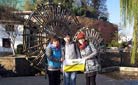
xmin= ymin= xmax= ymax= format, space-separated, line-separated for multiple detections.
xmin=108 ymin=40 xmax=121 ymax=47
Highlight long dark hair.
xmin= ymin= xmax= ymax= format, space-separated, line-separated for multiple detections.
xmin=50 ymin=35 xmax=60 ymax=44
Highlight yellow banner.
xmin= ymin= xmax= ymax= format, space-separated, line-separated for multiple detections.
xmin=63 ymin=59 xmax=85 ymax=72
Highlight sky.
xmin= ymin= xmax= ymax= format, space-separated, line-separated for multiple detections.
xmin=107 ymin=0 xmax=120 ymax=24
xmin=106 ymin=0 xmax=133 ymax=40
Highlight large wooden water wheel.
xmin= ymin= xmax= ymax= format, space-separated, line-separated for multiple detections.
xmin=23 ymin=3 xmax=80 ymax=71
xmin=23 ymin=3 xmax=105 ymax=72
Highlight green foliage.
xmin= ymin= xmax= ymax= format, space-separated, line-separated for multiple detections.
xmin=131 ymin=19 xmax=138 ymax=64
xmin=22 ymin=0 xmax=108 ymax=19
xmin=108 ymin=40 xmax=120 ymax=47
xmin=77 ymin=0 xmax=108 ymax=19
xmin=72 ymin=6 xmax=86 ymax=16
xmin=52 ymin=0 xmax=74 ymax=9
xmin=120 ymin=0 xmax=138 ymax=64
xmin=24 ymin=0 xmax=36 ymax=11
xmin=0 ymin=0 xmax=108 ymax=18
xmin=0 ymin=0 xmax=18 ymax=9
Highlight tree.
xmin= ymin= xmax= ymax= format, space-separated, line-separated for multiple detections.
xmin=53 ymin=0 xmax=74 ymax=8
xmin=72 ymin=0 xmax=108 ymax=19
xmin=0 ymin=0 xmax=19 ymax=21
xmin=0 ymin=0 xmax=18 ymax=9
xmin=120 ymin=0 xmax=138 ymax=64
xmin=24 ymin=0 xmax=36 ymax=11
xmin=0 ymin=25 xmax=22 ymax=56
xmin=89 ymin=0 xmax=108 ymax=19
xmin=24 ymin=0 xmax=50 ymax=11
xmin=22 ymin=0 xmax=108 ymax=19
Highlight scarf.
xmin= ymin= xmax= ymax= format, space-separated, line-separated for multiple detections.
xmin=79 ymin=41 xmax=87 ymax=50
xmin=51 ymin=43 xmax=60 ymax=50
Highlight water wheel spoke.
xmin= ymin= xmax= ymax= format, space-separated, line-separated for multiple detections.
xmin=37 ymin=54 xmax=45 ymax=65
xmin=32 ymin=52 xmax=44 ymax=64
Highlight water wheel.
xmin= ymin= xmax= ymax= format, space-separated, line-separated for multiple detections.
xmin=23 ymin=3 xmax=80 ymax=71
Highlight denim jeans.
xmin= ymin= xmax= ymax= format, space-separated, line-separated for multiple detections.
xmin=64 ymin=72 xmax=77 ymax=85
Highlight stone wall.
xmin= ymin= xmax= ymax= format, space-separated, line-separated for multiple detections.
xmin=0 ymin=57 xmax=40 ymax=77
xmin=100 ymin=52 xmax=136 ymax=68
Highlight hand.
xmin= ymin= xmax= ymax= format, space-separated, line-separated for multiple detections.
xmin=60 ymin=68 xmax=63 ymax=73
xmin=60 ymin=58 xmax=64 ymax=62
xmin=83 ymin=57 xmax=88 ymax=60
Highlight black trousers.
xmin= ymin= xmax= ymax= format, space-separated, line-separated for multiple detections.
xmin=47 ymin=70 xmax=61 ymax=85
xmin=85 ymin=72 xmax=96 ymax=85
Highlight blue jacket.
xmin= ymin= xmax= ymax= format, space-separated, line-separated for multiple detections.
xmin=46 ymin=43 xmax=62 ymax=69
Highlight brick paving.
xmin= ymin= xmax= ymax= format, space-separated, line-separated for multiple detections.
xmin=0 ymin=74 xmax=138 ymax=85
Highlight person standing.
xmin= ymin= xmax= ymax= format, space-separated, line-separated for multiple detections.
xmin=63 ymin=33 xmax=81 ymax=85
xmin=46 ymin=36 xmax=63 ymax=85
xmin=76 ymin=32 xmax=98 ymax=85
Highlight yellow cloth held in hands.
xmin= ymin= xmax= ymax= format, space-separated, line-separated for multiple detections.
xmin=63 ymin=59 xmax=85 ymax=72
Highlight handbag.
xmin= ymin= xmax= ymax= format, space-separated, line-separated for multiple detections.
xmin=85 ymin=59 xmax=99 ymax=73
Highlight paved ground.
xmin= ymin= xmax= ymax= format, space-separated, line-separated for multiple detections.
xmin=0 ymin=74 xmax=138 ymax=85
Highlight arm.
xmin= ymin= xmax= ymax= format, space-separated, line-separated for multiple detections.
xmin=46 ymin=47 xmax=61 ymax=62
xmin=85 ymin=42 xmax=97 ymax=59
xmin=74 ymin=43 xmax=81 ymax=59
xmin=61 ymin=47 xmax=65 ymax=62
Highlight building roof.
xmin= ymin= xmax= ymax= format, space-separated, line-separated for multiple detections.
xmin=0 ymin=11 xmax=32 ymax=25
